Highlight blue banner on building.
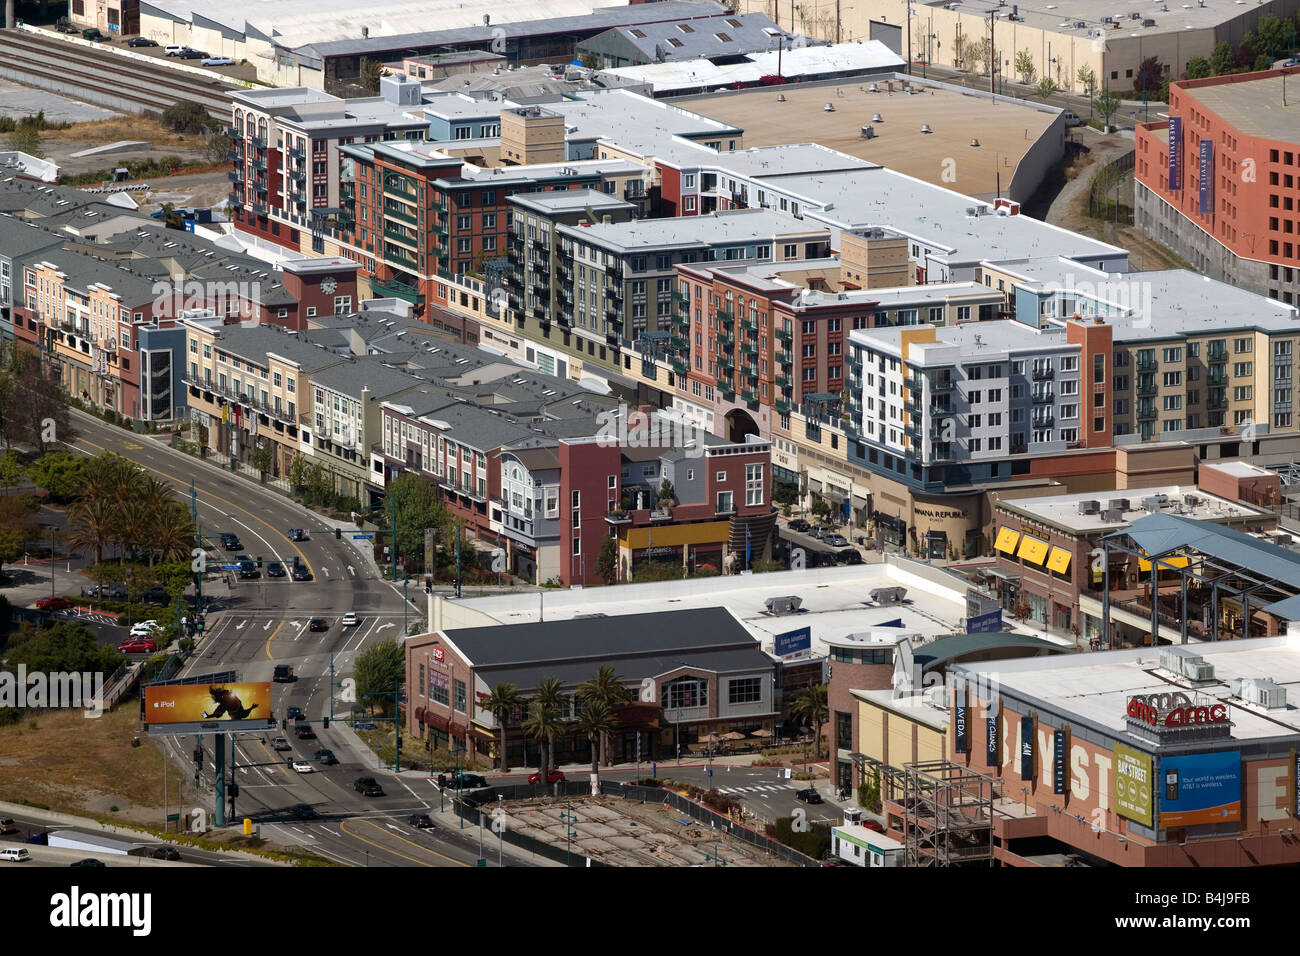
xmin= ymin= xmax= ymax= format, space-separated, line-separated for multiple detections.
xmin=955 ymin=685 xmax=968 ymax=754
xmin=1168 ymin=116 xmax=1183 ymax=190
xmin=1053 ymin=730 xmax=1067 ymax=795
xmin=1020 ymin=715 xmax=1034 ymax=781
xmin=986 ymin=711 xmax=999 ymax=767
xmin=1199 ymin=138 xmax=1214 ymax=216
xmin=967 ymin=609 xmax=1003 ymax=634
xmin=774 ymin=626 xmax=811 ymax=658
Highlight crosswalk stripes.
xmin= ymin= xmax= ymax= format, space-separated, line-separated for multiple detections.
xmin=717 ymin=784 xmax=799 ymax=794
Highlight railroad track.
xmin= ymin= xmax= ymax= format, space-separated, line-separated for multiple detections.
xmin=0 ymin=28 xmax=237 ymax=121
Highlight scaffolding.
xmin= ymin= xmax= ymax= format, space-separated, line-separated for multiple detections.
xmin=901 ymin=760 xmax=995 ymax=868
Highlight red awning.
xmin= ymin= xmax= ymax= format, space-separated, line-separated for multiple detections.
xmin=414 ymin=706 xmax=426 ymax=724
xmin=426 ymin=711 xmax=449 ymax=733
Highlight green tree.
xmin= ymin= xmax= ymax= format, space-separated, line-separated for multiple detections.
xmin=1134 ymin=56 xmax=1164 ymax=93
xmin=1035 ymin=76 xmax=1058 ymax=101
xmin=287 ymin=453 xmax=309 ymax=492
xmin=1254 ymin=53 xmax=1274 ymax=72
xmin=1014 ymin=48 xmax=1035 ymax=84
xmin=1210 ymin=40 xmax=1237 ymax=75
xmin=788 ymin=683 xmax=829 ymax=759
xmin=522 ymin=697 xmax=563 ymax=782
xmin=573 ymin=699 xmax=614 ymax=782
xmin=6 ymin=121 xmax=42 ymax=159
xmin=1184 ymin=55 xmax=1211 ymax=80
xmin=5 ymin=620 xmax=125 ymax=673
xmin=580 ymin=51 xmax=599 ymax=69
xmin=27 ymin=452 xmax=85 ymax=503
xmin=354 ymin=640 xmax=404 ymax=716
xmin=576 ymin=664 xmax=630 ymax=766
xmin=1255 ymin=13 xmax=1286 ymax=60
xmin=360 ymin=58 xmax=386 ymax=92
xmin=483 ymin=681 xmax=523 ymax=772
xmin=148 ymin=506 xmax=196 ymax=570
xmin=595 ymin=534 xmax=618 ymax=585
xmin=251 ymin=443 xmax=273 ymax=479
xmin=1076 ymin=64 xmax=1096 ymax=94
xmin=529 ymin=676 xmax=566 ymax=779
xmin=386 ymin=472 xmax=451 ymax=569
xmin=810 ymin=496 xmax=831 ymax=520
xmin=1094 ymin=89 xmax=1122 ymax=128
xmin=6 ymin=359 xmax=70 ymax=453
xmin=0 ymin=496 xmax=32 ymax=579
xmin=160 ymin=100 xmax=211 ymax=135
xmin=0 ymin=449 xmax=25 ymax=489
xmin=67 ymin=496 xmax=116 ymax=569
xmin=658 ymin=478 xmax=675 ymax=508
xmin=204 ymin=128 xmax=232 ymax=165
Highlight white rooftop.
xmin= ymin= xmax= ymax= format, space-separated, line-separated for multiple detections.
xmin=443 ymin=559 xmax=975 ymax=659
xmin=849 ymin=317 xmax=1070 ymax=361
xmin=1204 ymin=460 xmax=1276 ymax=480
xmin=558 ymin=207 xmax=822 ymax=252
xmin=951 ymin=633 xmax=1300 ymax=744
xmin=994 ymin=485 xmax=1266 ymax=534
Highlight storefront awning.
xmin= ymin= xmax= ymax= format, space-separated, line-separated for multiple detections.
xmin=983 ymin=566 xmax=1021 ymax=582
xmin=994 ymin=527 xmax=1020 ymax=554
xmin=1017 ymin=535 xmax=1049 ymax=565
xmin=1138 ymin=552 xmax=1190 ymax=572
xmin=1046 ymin=547 xmax=1072 ymax=575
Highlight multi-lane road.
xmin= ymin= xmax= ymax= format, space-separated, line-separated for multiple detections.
xmin=60 ymin=410 xmax=533 ymax=867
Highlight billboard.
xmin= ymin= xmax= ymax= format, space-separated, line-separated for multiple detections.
xmin=1114 ymin=743 xmax=1154 ymax=827
xmin=774 ymin=626 xmax=812 ymax=659
xmin=1158 ymin=751 xmax=1241 ymax=828
xmin=144 ymin=682 xmax=272 ymax=725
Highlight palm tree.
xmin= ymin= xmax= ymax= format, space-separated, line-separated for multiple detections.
xmin=483 ymin=681 xmax=523 ymax=772
xmin=573 ymin=700 xmax=614 ymax=792
xmin=67 ymin=496 xmax=115 ymax=569
xmin=577 ymin=665 xmax=631 ymax=767
xmin=522 ymin=701 xmax=562 ymax=783
xmin=150 ymin=503 xmax=196 ymax=568
xmin=789 ymin=683 xmax=829 ymax=760
xmin=532 ymin=676 xmax=566 ymax=777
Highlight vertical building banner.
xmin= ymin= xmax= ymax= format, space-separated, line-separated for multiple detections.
xmin=986 ymin=699 xmax=999 ymax=768
xmin=954 ymin=682 xmax=968 ymax=754
xmin=1198 ymin=139 xmax=1214 ymax=216
xmin=1020 ymin=714 xmax=1035 ymax=781
xmin=1168 ymin=116 xmax=1183 ymax=191
xmin=1053 ymin=729 xmax=1067 ymax=795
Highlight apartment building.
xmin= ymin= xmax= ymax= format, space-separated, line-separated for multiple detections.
xmin=0 ymin=216 xmax=63 ymax=351
xmin=181 ymin=319 xmax=345 ymax=480
xmin=228 ymin=80 xmax=429 ymax=254
xmin=1136 ymin=69 xmax=1300 ymax=303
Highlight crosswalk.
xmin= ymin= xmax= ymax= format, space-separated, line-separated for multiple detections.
xmin=715 ymin=784 xmax=802 ymax=794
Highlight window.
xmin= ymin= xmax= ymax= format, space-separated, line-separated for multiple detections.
xmin=728 ymin=678 xmax=762 ymax=705
xmin=664 ymin=676 xmax=708 ymax=710
xmin=429 ymin=671 xmax=449 ymax=706
xmin=453 ymin=679 xmax=467 ymax=714
xmin=745 ymin=463 xmax=763 ymax=506
xmin=717 ymin=490 xmax=734 ymax=513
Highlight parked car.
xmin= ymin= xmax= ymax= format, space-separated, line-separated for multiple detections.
xmin=315 ymin=748 xmax=338 ymax=765
xmin=220 ymin=533 xmax=242 ymax=550
xmin=164 ymin=44 xmax=186 ymax=56
xmin=82 ymin=584 xmax=126 ymax=599
xmin=862 ymin=819 xmax=885 ymax=833
xmin=201 ymin=56 xmax=234 ymax=66
xmin=266 ymin=561 xmax=286 ymax=578
xmin=287 ymin=528 xmax=309 ymax=541
xmin=295 ymin=724 xmax=316 ymax=740
xmin=127 ymin=36 xmax=158 ymax=47
xmin=116 ymin=639 xmax=157 ymax=654
xmin=292 ymin=760 xmax=314 ymax=774
xmin=272 ymin=736 xmax=291 ymax=751
xmin=444 ymin=771 xmax=486 ymax=788
xmin=834 ymin=548 xmax=864 ymax=565
xmin=286 ymin=706 xmax=304 ymax=721
xmin=151 ymin=846 xmax=181 ymax=860
xmin=273 ymin=664 xmax=294 ymax=683
xmin=0 ymin=847 xmax=31 ymax=862
xmin=795 ymin=788 xmax=823 ymax=804
xmin=824 ymin=533 xmax=848 ymax=548
xmin=409 ymin=813 xmax=434 ymax=829
xmin=308 ymin=617 xmax=328 ymax=632
xmin=354 ymin=776 xmax=384 ymax=797
xmin=290 ymin=804 xmax=319 ymax=820
xmin=34 ymin=596 xmax=72 ymax=611
xmin=1061 ymin=111 xmax=1084 ymax=127
xmin=178 ymin=48 xmax=208 ymax=59
xmin=291 ymin=564 xmax=311 ymax=581
xmin=341 ymin=612 xmax=359 ymax=627
xmin=130 ymin=620 xmax=163 ymax=637
xmin=56 ymin=22 xmax=80 ymax=34
xmin=528 ymin=769 xmax=565 ymax=785
xmin=809 ymin=526 xmax=828 ymax=539
xmin=69 ymin=857 xmax=104 ymax=867
xmin=787 ymin=518 xmax=811 ymax=533
xmin=81 ymin=29 xmax=110 ymax=41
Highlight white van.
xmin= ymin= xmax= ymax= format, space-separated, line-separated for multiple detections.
xmin=164 ymin=44 xmax=186 ymax=56
xmin=1062 ymin=111 xmax=1084 ymax=128
xmin=0 ymin=847 xmax=31 ymax=862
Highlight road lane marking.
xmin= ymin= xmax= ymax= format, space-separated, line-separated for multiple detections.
xmin=264 ymin=620 xmax=284 ymax=660
xmin=338 ymin=818 xmax=468 ymax=867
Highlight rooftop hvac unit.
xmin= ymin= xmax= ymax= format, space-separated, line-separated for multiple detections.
xmin=824 ymin=103 xmax=836 ymax=112
xmin=1275 ymin=533 xmax=1294 ymax=546
xmin=927 ymin=686 xmax=946 ymax=708
xmin=1182 ymin=494 xmax=1200 ymax=508
xmin=869 ymin=83 xmax=879 ymax=92
xmin=1142 ymin=18 xmax=1156 ymax=26
xmin=1108 ymin=498 xmax=1130 ymax=512
xmin=1243 ymin=678 xmax=1287 ymax=709
xmin=920 ymin=123 xmax=933 ymax=133
xmin=1078 ymin=499 xmax=1100 ymax=515
xmin=764 ymin=595 xmax=803 ymax=615
xmin=861 ymin=125 xmax=875 ymax=139
xmin=1160 ymin=646 xmax=1214 ymax=681
xmin=869 ymin=586 xmax=907 ymax=605
xmin=1102 ymin=507 xmax=1124 ymax=521
xmin=1129 ymin=10 xmax=1141 ymax=18
xmin=1101 ymin=15 xmax=1114 ymax=22
xmin=1185 ymin=661 xmax=1216 ymax=682
xmin=1140 ymin=495 xmax=1165 ymax=511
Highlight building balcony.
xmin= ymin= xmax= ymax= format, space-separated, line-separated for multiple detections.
xmin=1135 ymin=358 xmax=1158 ymax=372
xmin=716 ymin=377 xmax=734 ymax=395
xmin=250 ymin=201 xmax=267 ymax=216
xmin=671 ymin=311 xmax=689 ymax=330
xmin=931 ymin=379 xmax=955 ymax=392
xmin=1030 ymin=390 xmax=1054 ymax=404
xmin=225 ymin=125 xmax=240 ymax=139
xmin=253 ymin=180 xmax=268 ymax=195
xmin=384 ymin=248 xmax=419 ymax=271
xmin=250 ymin=134 xmax=266 ymax=148
xmin=1136 ymin=382 xmax=1157 ymax=397
xmin=741 ymin=340 xmax=758 ymax=357
xmin=670 ymin=357 xmax=688 ymax=375
xmin=383 ymin=176 xmax=417 ymax=200
xmin=740 ymin=387 xmax=758 ymax=403
xmin=227 ymin=169 xmax=243 ymax=184
xmin=250 ymin=157 xmax=266 ymax=172
xmin=1207 ymin=346 xmax=1228 ymax=361
xmin=227 ymin=192 xmax=243 ymax=209
xmin=775 ymin=328 xmax=792 ymax=345
xmin=774 ymin=373 xmax=789 ymax=389
xmin=289 ymin=168 xmax=305 ymax=184
xmin=384 ymin=206 xmax=416 ymax=226
xmin=775 ymin=398 xmax=791 ymax=414
xmin=1031 ymin=415 xmax=1055 ymax=429
xmin=226 ymin=148 xmax=242 ymax=163
xmin=1136 ymin=403 xmax=1157 ymax=420
xmin=1208 ymin=367 xmax=1228 ymax=385
xmin=431 ymin=198 xmax=447 ymax=214
xmin=671 ymin=291 xmax=689 ymax=306
xmin=715 ymin=308 xmax=733 ymax=323
xmin=288 ymin=146 xmax=305 ymax=162
xmin=384 ymin=227 xmax=418 ymax=249
xmin=1206 ymin=394 xmax=1227 ymax=410
xmin=903 ymin=375 xmax=923 ymax=392
xmin=605 ymin=510 xmax=632 ymax=524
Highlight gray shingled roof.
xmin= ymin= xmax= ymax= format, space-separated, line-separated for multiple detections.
xmin=585 ymin=12 xmax=790 ymax=63
xmin=208 ymin=324 xmax=345 ymax=373
xmin=0 ymin=213 xmax=64 ymax=258
xmin=310 ymin=356 xmax=427 ymax=400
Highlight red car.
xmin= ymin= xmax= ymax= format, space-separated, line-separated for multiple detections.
xmin=528 ymin=769 xmax=565 ymax=785
xmin=862 ymin=819 xmax=885 ymax=833
xmin=117 ymin=639 xmax=157 ymax=654
xmin=35 ymin=596 xmax=73 ymax=611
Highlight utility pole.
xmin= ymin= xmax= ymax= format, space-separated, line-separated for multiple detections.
xmin=906 ymin=0 xmax=912 ymax=75
xmin=389 ymin=490 xmax=398 ymax=583
xmin=455 ymin=523 xmax=462 ymax=599
xmin=989 ymin=9 xmax=996 ymax=98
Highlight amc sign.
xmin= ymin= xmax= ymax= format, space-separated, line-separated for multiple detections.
xmin=432 ymin=646 xmax=445 ymax=663
xmin=1126 ymin=697 xmax=1228 ymax=728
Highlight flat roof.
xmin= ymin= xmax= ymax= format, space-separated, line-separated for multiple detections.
xmin=510 ymin=189 xmax=635 ymax=215
xmin=558 ymin=206 xmax=822 ymax=252
xmin=446 ymin=559 xmax=981 ymax=659
xmin=687 ymin=76 xmax=1054 ymax=197
xmin=852 ymin=688 xmax=949 ymax=732
xmin=541 ymin=87 xmax=743 ymax=158
xmin=995 ymin=485 xmax=1265 ymax=534
xmin=950 ymin=633 xmax=1300 ymax=746
xmin=919 ymin=0 xmax=1253 ymax=37
xmin=850 ymin=317 xmax=1071 ymax=361
xmin=1179 ymin=73 xmax=1300 ymax=143
xmin=1204 ymin=460 xmax=1276 ymax=480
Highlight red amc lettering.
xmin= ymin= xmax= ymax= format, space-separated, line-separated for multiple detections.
xmin=1164 ymin=705 xmax=1228 ymax=727
xmin=1126 ymin=699 xmax=1158 ymax=725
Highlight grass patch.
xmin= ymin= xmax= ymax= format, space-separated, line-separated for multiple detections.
xmin=98 ymin=821 xmax=338 ymax=866
xmin=44 ymin=116 xmax=205 ymax=150
xmin=354 ymin=723 xmax=488 ymax=773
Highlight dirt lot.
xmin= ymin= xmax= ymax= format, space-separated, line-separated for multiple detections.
xmin=498 ymin=794 xmax=795 ymax=867
xmin=42 ymin=116 xmax=212 ymax=176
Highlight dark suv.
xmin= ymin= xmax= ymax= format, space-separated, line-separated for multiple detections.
xmin=273 ymin=664 xmax=294 ymax=683
xmin=354 ymin=777 xmax=384 ymax=797
xmin=221 ymin=533 xmax=242 ymax=551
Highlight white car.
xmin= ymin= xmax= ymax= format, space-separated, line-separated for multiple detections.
xmin=202 ymin=56 xmax=233 ymax=66
xmin=130 ymin=620 xmax=163 ymax=637
xmin=292 ymin=760 xmax=314 ymax=774
xmin=341 ymin=612 xmax=359 ymax=627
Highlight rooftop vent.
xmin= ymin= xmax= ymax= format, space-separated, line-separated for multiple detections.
xmin=970 ymin=138 xmax=980 ymax=147
xmin=763 ymin=595 xmax=803 ymax=615
xmin=824 ymin=103 xmax=835 ymax=112
xmin=869 ymin=586 xmax=907 ymax=606
xmin=1077 ymin=499 xmax=1100 ymax=515
xmin=861 ymin=125 xmax=875 ymax=139
xmin=1159 ymin=646 xmax=1215 ymax=682
xmin=872 ymin=112 xmax=883 ymax=122
xmin=920 ymin=123 xmax=932 ymax=133
xmin=777 ymin=93 xmax=786 ymax=102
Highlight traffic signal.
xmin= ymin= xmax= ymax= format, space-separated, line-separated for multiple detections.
xmin=228 ymin=782 xmax=239 ymax=799
xmin=192 ymin=747 xmax=203 ymax=764
xmin=335 ymin=528 xmax=341 ymax=540
xmin=281 ymin=718 xmax=287 ymax=730
xmin=256 ymin=556 xmax=263 ymax=568
xmin=322 ymin=717 xmax=329 ymax=729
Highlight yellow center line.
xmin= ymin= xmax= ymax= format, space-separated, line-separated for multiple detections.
xmin=337 ymin=818 xmax=468 ymax=867
xmin=68 ymin=430 xmax=316 ymax=579
xmin=264 ymin=620 xmax=284 ymax=660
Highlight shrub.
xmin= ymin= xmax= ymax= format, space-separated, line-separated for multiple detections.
xmin=773 ymin=816 xmax=831 ymax=859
